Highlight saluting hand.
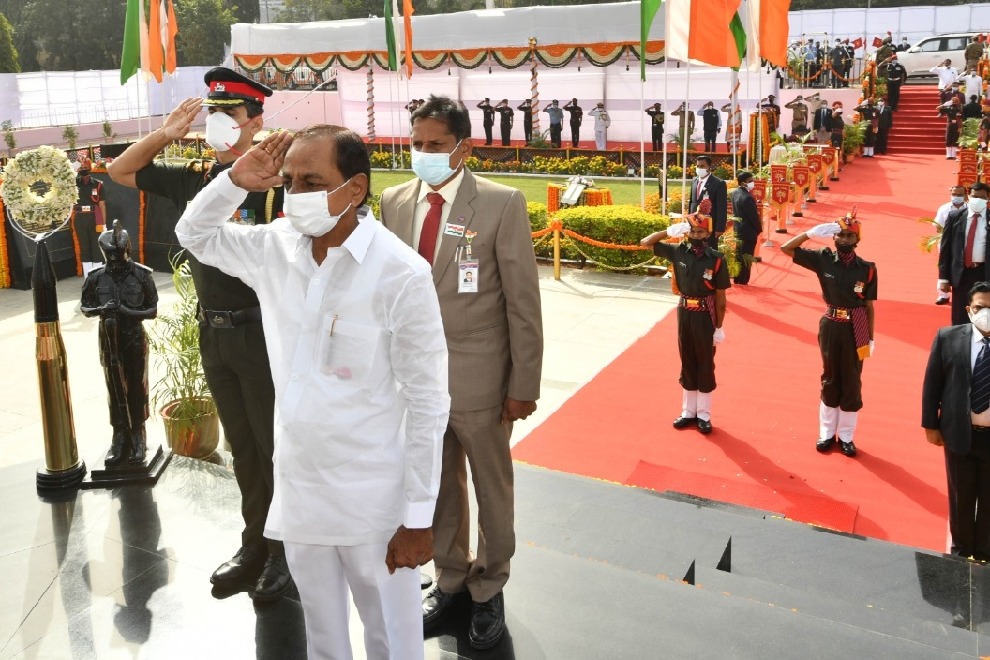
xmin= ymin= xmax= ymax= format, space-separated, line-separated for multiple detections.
xmin=162 ymin=97 xmax=204 ymax=141
xmin=230 ymin=130 xmax=292 ymax=192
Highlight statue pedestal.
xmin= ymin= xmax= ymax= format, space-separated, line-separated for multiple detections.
xmin=80 ymin=444 xmax=172 ymax=489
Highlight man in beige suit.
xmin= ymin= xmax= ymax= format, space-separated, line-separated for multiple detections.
xmin=379 ymin=95 xmax=544 ymax=651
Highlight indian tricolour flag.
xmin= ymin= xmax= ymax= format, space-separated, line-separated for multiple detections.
xmin=665 ymin=0 xmax=790 ymax=70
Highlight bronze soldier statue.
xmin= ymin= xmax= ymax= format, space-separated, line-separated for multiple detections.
xmin=81 ymin=221 xmax=158 ymax=465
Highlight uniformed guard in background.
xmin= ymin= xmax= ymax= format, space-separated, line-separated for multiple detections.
xmin=107 ymin=67 xmax=290 ymax=602
xmin=73 ymin=157 xmax=107 ymax=277
xmin=81 ymin=221 xmax=158 ymax=465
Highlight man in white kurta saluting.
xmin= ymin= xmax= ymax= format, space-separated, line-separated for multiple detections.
xmin=175 ymin=126 xmax=450 ymax=660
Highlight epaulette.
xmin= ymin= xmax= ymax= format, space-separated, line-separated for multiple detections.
xmin=133 ymin=262 xmax=154 ymax=274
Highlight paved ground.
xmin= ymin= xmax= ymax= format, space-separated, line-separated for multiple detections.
xmin=0 ymin=263 xmax=674 ymax=473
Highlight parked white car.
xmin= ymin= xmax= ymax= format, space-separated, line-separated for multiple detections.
xmin=895 ymin=32 xmax=980 ymax=77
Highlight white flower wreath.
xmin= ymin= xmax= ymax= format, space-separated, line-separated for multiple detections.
xmin=0 ymin=145 xmax=77 ymax=236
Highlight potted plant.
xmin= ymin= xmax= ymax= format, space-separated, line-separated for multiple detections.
xmin=148 ymin=252 xmax=219 ymax=458
xmin=842 ymin=121 xmax=867 ymax=162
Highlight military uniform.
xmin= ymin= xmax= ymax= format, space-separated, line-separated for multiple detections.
xmin=496 ymin=104 xmax=514 ymax=146
xmin=564 ymin=100 xmax=583 ymax=147
xmin=517 ymin=100 xmax=533 ymax=143
xmin=885 ymin=61 xmax=907 ymax=109
xmin=793 ymin=242 xmax=876 ymax=455
xmin=136 ymin=158 xmax=283 ymax=554
xmin=646 ymin=106 xmax=665 ymax=151
xmin=73 ymin=172 xmax=106 ymax=273
xmin=477 ymin=100 xmax=495 ymax=145
xmin=652 ymin=240 xmax=730 ymax=397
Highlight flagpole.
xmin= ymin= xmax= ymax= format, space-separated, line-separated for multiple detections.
xmin=640 ymin=69 xmax=645 ymax=208
xmin=661 ymin=52 xmax=669 ymax=216
xmin=680 ymin=61 xmax=690 ymax=215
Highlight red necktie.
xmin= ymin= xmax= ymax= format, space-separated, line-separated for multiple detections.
xmin=696 ymin=178 xmax=704 ymax=204
xmin=418 ymin=192 xmax=445 ymax=265
xmin=965 ymin=213 xmax=980 ymax=268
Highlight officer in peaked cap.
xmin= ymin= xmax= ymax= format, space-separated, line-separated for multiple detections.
xmin=106 ymin=65 xmax=288 ymax=602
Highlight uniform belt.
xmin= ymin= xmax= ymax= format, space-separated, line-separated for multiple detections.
xmin=825 ymin=306 xmax=856 ymax=321
xmin=198 ymin=306 xmax=262 ymax=329
xmin=679 ymin=296 xmax=710 ymax=311
xmin=973 ymin=425 xmax=990 ymax=433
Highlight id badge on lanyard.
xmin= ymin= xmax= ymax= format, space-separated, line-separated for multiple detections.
xmin=457 ymin=230 xmax=479 ymax=294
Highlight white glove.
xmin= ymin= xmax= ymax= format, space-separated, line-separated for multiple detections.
xmin=666 ymin=221 xmax=691 ymax=238
xmin=806 ymin=222 xmax=842 ymax=239
xmin=713 ymin=327 xmax=725 ymax=345
xmin=869 ymin=340 xmax=875 ymax=357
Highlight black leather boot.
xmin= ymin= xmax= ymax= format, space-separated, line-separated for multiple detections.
xmin=105 ymin=427 xmax=130 ymax=465
xmin=129 ymin=425 xmax=147 ymax=463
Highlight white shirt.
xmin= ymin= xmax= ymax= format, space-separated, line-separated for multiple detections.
xmin=966 ymin=210 xmax=988 ymax=265
xmin=971 ymin=326 xmax=990 ymax=426
xmin=959 ymin=73 xmax=983 ymax=99
xmin=931 ymin=65 xmax=959 ymax=89
xmin=411 ymin=167 xmax=466 ymax=263
xmin=933 ymin=200 xmax=967 ymax=228
xmin=589 ymin=107 xmax=609 ymax=131
xmin=175 ymin=171 xmax=450 ymax=546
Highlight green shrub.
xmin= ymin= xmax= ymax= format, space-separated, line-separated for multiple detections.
xmin=552 ymin=204 xmax=669 ymax=269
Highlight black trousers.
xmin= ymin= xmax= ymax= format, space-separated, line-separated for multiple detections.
xmin=887 ymin=83 xmax=901 ymax=109
xmin=483 ymin=123 xmax=493 ymax=145
xmin=500 ymin=123 xmax=511 ymax=146
xmin=945 ymin=433 xmax=990 ymax=560
xmin=74 ymin=211 xmax=103 ymax=263
xmin=818 ymin=316 xmax=863 ymax=411
xmin=651 ymin=127 xmax=663 ymax=151
xmin=875 ymin=127 xmax=890 ymax=154
xmin=951 ymin=265 xmax=984 ymax=325
xmin=549 ymin=123 xmax=562 ymax=148
xmin=570 ymin=121 xmax=581 ymax=147
xmin=523 ymin=119 xmax=532 ymax=144
xmin=200 ymin=321 xmax=282 ymax=555
xmin=734 ymin=233 xmax=758 ymax=284
xmin=677 ymin=308 xmax=716 ymax=392
xmin=704 ymin=129 xmax=717 ymax=152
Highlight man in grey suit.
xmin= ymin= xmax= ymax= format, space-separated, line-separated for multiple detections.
xmin=379 ymin=95 xmax=544 ymax=651
xmin=689 ymin=155 xmax=727 ymax=250
xmin=939 ymin=182 xmax=990 ymax=325
xmin=923 ymin=281 xmax=990 ymax=560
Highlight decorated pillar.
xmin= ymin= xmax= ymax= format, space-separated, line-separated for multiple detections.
xmin=530 ymin=37 xmax=540 ymax=137
xmin=367 ymin=65 xmax=376 ymax=142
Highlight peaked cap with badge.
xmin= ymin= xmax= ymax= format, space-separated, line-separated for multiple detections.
xmin=202 ymin=67 xmax=273 ymax=108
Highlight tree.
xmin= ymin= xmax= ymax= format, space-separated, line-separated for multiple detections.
xmin=226 ymin=0 xmax=259 ymax=23
xmin=175 ymin=0 xmax=237 ymax=67
xmin=16 ymin=1 xmax=126 ymax=71
xmin=0 ymin=12 xmax=19 ymax=73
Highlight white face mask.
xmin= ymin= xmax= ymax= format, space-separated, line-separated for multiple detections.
xmin=696 ymin=168 xmax=708 ymax=178
xmin=283 ymin=178 xmax=353 ymax=237
xmin=952 ymin=195 xmax=966 ymax=205
xmin=969 ymin=197 xmax=988 ymax=215
xmin=411 ymin=140 xmax=463 ymax=186
xmin=971 ymin=307 xmax=990 ymax=333
xmin=205 ymin=112 xmax=249 ymax=153
xmin=746 ymin=182 xmax=755 ymax=191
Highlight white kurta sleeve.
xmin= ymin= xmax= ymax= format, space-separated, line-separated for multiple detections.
xmin=174 ymin=169 xmax=266 ymax=287
xmin=388 ymin=270 xmax=450 ymax=529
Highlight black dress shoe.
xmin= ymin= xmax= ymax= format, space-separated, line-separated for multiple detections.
xmin=816 ymin=436 xmax=836 ymax=453
xmin=421 ymin=572 xmax=434 ymax=590
xmin=210 ymin=545 xmax=267 ymax=588
xmin=253 ymin=554 xmax=292 ymax=603
xmin=839 ymin=440 xmax=857 ymax=457
xmin=469 ymin=592 xmax=505 ymax=650
xmin=672 ymin=416 xmax=697 ymax=429
xmin=935 ymin=298 xmax=950 ymax=306
xmin=774 ymin=229 xmax=788 ymax=234
xmin=423 ymin=585 xmax=466 ymax=631
xmin=697 ymin=419 xmax=713 ymax=434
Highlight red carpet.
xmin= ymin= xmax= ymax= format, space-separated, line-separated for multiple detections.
xmin=514 ymin=153 xmax=957 ymax=552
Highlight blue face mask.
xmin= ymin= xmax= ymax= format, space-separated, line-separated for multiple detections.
xmin=411 ymin=140 xmax=463 ymax=186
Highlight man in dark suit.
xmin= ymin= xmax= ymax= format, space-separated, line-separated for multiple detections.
xmin=689 ymin=154 xmax=727 ymax=249
xmin=730 ymin=171 xmax=762 ymax=285
xmin=939 ymin=182 xmax=990 ymax=325
xmin=379 ymin=95 xmax=544 ymax=651
xmin=813 ymin=99 xmax=833 ymax=144
xmin=923 ymin=281 xmax=990 ymax=560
